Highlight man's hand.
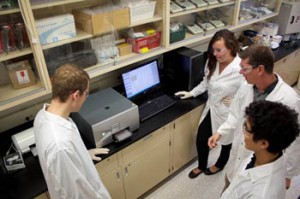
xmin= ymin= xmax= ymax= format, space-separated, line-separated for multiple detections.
xmin=174 ymin=91 xmax=193 ymax=99
xmin=221 ymin=97 xmax=232 ymax=107
xmin=208 ymin=133 xmax=221 ymax=149
xmin=286 ymin=178 xmax=291 ymax=189
xmin=88 ymin=148 xmax=110 ymax=161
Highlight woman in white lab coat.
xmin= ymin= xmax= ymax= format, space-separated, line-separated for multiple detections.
xmin=175 ymin=29 xmax=244 ymax=178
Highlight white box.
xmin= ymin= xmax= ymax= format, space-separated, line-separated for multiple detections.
xmin=36 ymin=14 xmax=77 ymax=45
xmin=129 ymin=1 xmax=156 ymax=23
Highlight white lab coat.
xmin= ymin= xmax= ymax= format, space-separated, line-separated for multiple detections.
xmin=220 ymin=154 xmax=286 ymax=199
xmin=218 ymin=76 xmax=300 ymax=181
xmin=190 ymin=55 xmax=244 ymax=131
xmin=34 ymin=104 xmax=111 ymax=199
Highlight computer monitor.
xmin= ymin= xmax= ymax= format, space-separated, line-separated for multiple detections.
xmin=122 ymin=60 xmax=161 ymax=101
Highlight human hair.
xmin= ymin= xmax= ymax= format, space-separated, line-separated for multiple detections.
xmin=51 ymin=64 xmax=90 ymax=102
xmin=239 ymin=45 xmax=275 ymax=74
xmin=207 ymin=29 xmax=240 ymax=79
xmin=245 ymin=100 xmax=299 ymax=153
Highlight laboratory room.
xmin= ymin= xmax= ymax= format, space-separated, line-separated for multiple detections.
xmin=0 ymin=0 xmax=300 ymax=198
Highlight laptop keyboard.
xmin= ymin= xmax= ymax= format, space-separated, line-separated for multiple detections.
xmin=139 ymin=94 xmax=176 ymax=122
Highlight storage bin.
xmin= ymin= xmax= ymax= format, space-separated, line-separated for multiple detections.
xmin=170 ymin=27 xmax=186 ymax=44
xmin=129 ymin=1 xmax=156 ymax=23
xmin=127 ymin=31 xmax=161 ymax=53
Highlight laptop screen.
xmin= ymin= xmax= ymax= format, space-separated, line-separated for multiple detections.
xmin=122 ymin=60 xmax=160 ymax=100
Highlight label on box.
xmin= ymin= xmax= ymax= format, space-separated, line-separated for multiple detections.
xmin=16 ymin=70 xmax=30 ymax=84
xmin=36 ymin=14 xmax=76 ymax=45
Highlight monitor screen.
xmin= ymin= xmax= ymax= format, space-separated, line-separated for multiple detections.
xmin=122 ymin=60 xmax=160 ymax=99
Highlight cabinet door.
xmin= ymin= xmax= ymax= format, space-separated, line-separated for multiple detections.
xmin=121 ymin=125 xmax=171 ymax=199
xmin=96 ymin=154 xmax=126 ymax=199
xmin=237 ymin=0 xmax=281 ymax=26
xmin=171 ymin=105 xmax=204 ymax=172
xmin=34 ymin=192 xmax=50 ymax=199
xmin=274 ymin=49 xmax=300 ymax=86
xmin=168 ymin=0 xmax=237 ymax=45
xmin=0 ymin=0 xmax=50 ymax=112
xmin=100 ymin=168 xmax=126 ymax=199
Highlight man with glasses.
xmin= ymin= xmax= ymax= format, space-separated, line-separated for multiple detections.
xmin=34 ymin=64 xmax=111 ymax=199
xmin=208 ymin=45 xmax=300 ymax=191
xmin=220 ymin=101 xmax=299 ymax=199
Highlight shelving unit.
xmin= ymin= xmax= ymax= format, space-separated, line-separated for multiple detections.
xmin=0 ymin=0 xmax=282 ymax=114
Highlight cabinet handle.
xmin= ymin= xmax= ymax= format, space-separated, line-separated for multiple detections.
xmin=125 ymin=167 xmax=128 ymax=176
xmin=283 ymin=58 xmax=287 ymax=63
xmin=143 ymin=134 xmax=153 ymax=141
xmin=116 ymin=172 xmax=121 ymax=181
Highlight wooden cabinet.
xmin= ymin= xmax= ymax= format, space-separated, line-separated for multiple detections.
xmin=0 ymin=0 xmax=51 ymax=112
xmin=96 ymin=154 xmax=126 ymax=199
xmin=120 ymin=124 xmax=171 ymax=199
xmin=0 ymin=0 xmax=284 ymax=115
xmin=95 ymin=106 xmax=204 ymax=199
xmin=34 ymin=192 xmax=50 ymax=199
xmin=170 ymin=104 xmax=204 ymax=172
xmin=274 ymin=48 xmax=300 ymax=86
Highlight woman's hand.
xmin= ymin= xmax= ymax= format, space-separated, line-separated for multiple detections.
xmin=174 ymin=91 xmax=193 ymax=99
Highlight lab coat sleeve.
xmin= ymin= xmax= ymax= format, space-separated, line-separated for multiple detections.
xmin=46 ymin=148 xmax=104 ymax=199
xmin=284 ymin=97 xmax=300 ymax=179
xmin=190 ymin=63 xmax=209 ymax=97
xmin=217 ymin=86 xmax=244 ymax=145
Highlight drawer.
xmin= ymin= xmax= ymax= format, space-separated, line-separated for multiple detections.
xmin=96 ymin=153 xmax=119 ymax=176
xmin=120 ymin=124 xmax=171 ymax=163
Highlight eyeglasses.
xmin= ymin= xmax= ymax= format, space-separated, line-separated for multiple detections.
xmin=83 ymin=90 xmax=89 ymax=98
xmin=239 ymin=64 xmax=259 ymax=74
xmin=211 ymin=47 xmax=227 ymax=55
xmin=243 ymin=122 xmax=253 ymax=134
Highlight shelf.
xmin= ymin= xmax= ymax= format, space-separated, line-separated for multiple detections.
xmin=170 ymin=1 xmax=235 ymax=18
xmin=0 ymin=8 xmax=19 ymax=15
xmin=0 ymin=48 xmax=32 ymax=62
xmin=86 ymin=46 xmax=166 ymax=78
xmin=30 ymin=0 xmax=85 ymax=9
xmin=237 ymin=13 xmax=278 ymax=28
xmin=41 ymin=15 xmax=163 ymax=50
xmin=41 ymin=30 xmax=92 ymax=50
xmin=0 ymin=81 xmax=43 ymax=104
xmin=170 ymin=25 xmax=235 ymax=50
xmin=130 ymin=15 xmax=163 ymax=27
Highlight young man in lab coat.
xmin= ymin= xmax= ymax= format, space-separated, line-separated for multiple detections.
xmin=208 ymin=45 xmax=300 ymax=190
xmin=220 ymin=101 xmax=299 ymax=199
xmin=34 ymin=64 xmax=111 ymax=199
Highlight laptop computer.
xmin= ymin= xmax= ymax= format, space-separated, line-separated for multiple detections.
xmin=121 ymin=59 xmax=175 ymax=121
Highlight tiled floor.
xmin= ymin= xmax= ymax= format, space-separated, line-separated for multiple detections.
xmin=144 ymin=146 xmax=300 ymax=199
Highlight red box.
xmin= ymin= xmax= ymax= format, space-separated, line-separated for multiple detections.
xmin=127 ymin=32 xmax=161 ymax=53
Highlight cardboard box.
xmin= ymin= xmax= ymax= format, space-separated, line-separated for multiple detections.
xmin=117 ymin=43 xmax=132 ymax=56
xmin=73 ymin=7 xmax=130 ymax=35
xmin=7 ymin=60 xmax=36 ymax=90
xmin=36 ymin=14 xmax=76 ymax=45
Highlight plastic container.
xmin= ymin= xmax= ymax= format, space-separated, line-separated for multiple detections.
xmin=170 ymin=26 xmax=186 ymax=44
xmin=127 ymin=31 xmax=161 ymax=53
xmin=129 ymin=1 xmax=156 ymax=23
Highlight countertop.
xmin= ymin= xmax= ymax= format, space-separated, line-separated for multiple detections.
xmin=0 ymin=93 xmax=207 ymax=199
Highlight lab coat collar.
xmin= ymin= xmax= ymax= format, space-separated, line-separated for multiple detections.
xmin=216 ymin=55 xmax=241 ymax=78
xmin=266 ymin=75 xmax=285 ymax=101
xmin=42 ymin=104 xmax=74 ymax=130
xmin=241 ymin=153 xmax=284 ymax=183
